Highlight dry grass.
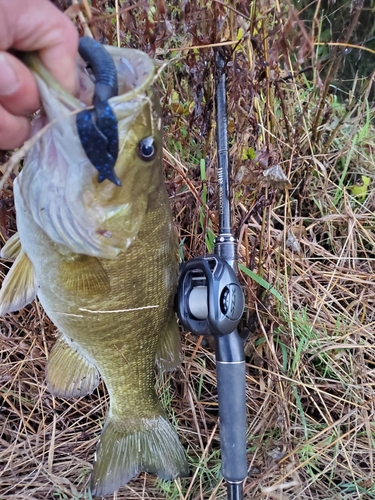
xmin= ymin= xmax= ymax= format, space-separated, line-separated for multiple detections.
xmin=1 ymin=1 xmax=375 ymax=499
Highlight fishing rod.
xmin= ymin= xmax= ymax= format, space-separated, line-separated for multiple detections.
xmin=177 ymin=48 xmax=248 ymax=500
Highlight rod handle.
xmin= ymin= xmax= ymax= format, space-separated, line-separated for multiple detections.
xmin=216 ymin=359 xmax=248 ymax=483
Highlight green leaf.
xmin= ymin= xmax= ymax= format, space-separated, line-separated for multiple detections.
xmin=238 ymin=263 xmax=283 ymax=302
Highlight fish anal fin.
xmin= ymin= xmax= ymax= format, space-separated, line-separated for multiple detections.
xmin=155 ymin=315 xmax=181 ymax=371
xmin=1 ymin=232 xmax=22 ymax=260
xmin=58 ymin=255 xmax=110 ymax=297
xmin=0 ymin=250 xmax=37 ymax=315
xmin=90 ymin=414 xmax=189 ymax=497
xmin=47 ymin=336 xmax=100 ymax=398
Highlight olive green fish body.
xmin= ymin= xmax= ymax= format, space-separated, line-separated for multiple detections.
xmin=16 ymin=183 xmax=176 ymax=413
xmin=0 ymin=46 xmax=188 ymax=496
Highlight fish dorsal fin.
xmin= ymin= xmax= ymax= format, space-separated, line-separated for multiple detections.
xmin=0 ymin=250 xmax=37 ymax=315
xmin=1 ymin=232 xmax=22 ymax=260
xmin=155 ymin=313 xmax=181 ymax=371
xmin=58 ymin=255 xmax=110 ymax=297
xmin=47 ymin=336 xmax=100 ymax=398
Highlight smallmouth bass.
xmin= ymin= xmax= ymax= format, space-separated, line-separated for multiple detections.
xmin=0 ymin=44 xmax=189 ymax=496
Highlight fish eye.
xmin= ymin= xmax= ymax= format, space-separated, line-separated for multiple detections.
xmin=138 ymin=137 xmax=157 ymax=161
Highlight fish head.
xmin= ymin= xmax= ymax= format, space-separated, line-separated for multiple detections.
xmin=16 ymin=46 xmax=165 ymax=258
xmin=95 ymin=86 xmax=164 ymax=215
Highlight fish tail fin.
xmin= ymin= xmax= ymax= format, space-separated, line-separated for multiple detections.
xmin=90 ymin=414 xmax=189 ymax=497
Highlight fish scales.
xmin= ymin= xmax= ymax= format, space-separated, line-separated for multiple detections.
xmin=0 ymin=45 xmax=189 ymax=496
xmin=20 ymin=188 xmax=176 ymax=410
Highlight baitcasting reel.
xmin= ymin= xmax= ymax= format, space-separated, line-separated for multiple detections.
xmin=177 ymin=255 xmax=244 ymax=337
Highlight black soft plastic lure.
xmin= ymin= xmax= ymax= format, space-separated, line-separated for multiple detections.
xmin=76 ymin=37 xmax=121 ymax=186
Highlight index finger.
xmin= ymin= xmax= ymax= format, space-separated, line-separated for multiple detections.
xmin=0 ymin=0 xmax=78 ymax=94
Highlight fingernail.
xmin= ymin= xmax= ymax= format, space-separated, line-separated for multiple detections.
xmin=0 ymin=54 xmax=20 ymax=96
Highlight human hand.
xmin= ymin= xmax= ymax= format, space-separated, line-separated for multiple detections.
xmin=0 ymin=0 xmax=78 ymax=149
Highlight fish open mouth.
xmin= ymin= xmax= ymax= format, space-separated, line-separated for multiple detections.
xmin=77 ymin=44 xmax=155 ymax=109
xmin=16 ymin=43 xmax=158 ymax=259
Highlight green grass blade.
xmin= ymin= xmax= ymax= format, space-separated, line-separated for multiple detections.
xmin=238 ymin=263 xmax=283 ymax=302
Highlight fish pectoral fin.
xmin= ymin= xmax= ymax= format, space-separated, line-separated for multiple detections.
xmin=0 ymin=250 xmax=37 ymax=315
xmin=47 ymin=336 xmax=100 ymax=398
xmin=155 ymin=314 xmax=182 ymax=371
xmin=58 ymin=255 xmax=110 ymax=297
xmin=91 ymin=414 xmax=189 ymax=497
xmin=1 ymin=232 xmax=22 ymax=260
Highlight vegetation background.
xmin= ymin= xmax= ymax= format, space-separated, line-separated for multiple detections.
xmin=1 ymin=0 xmax=375 ymax=499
